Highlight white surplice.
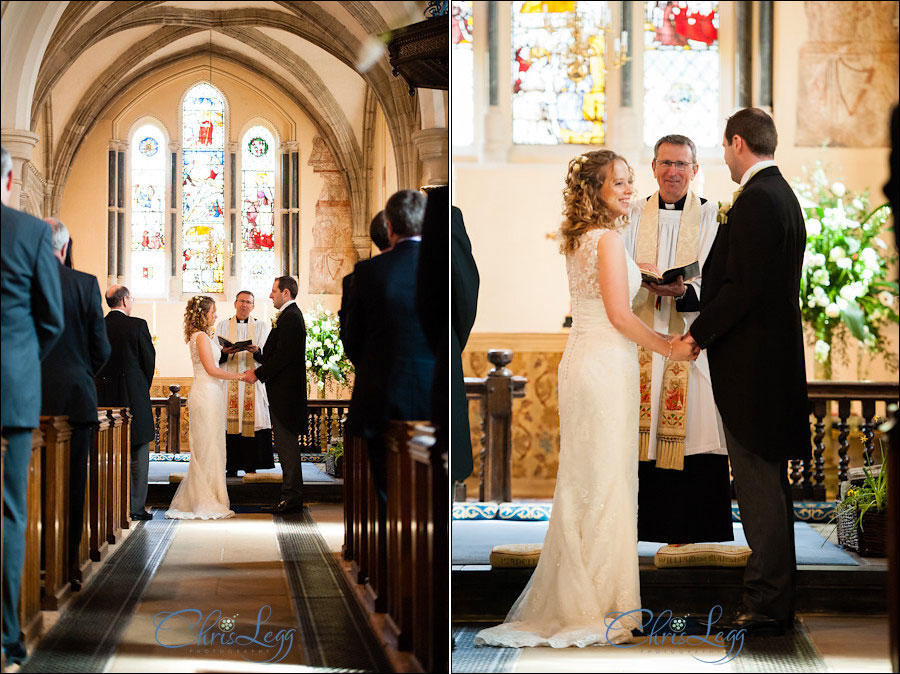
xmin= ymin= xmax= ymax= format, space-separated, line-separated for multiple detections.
xmin=214 ymin=317 xmax=272 ymax=431
xmin=623 ymin=197 xmax=727 ymax=458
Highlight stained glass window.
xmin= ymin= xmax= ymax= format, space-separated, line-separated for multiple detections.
xmin=181 ymin=82 xmax=226 ymax=294
xmin=130 ymin=123 xmax=166 ymax=298
xmin=451 ymin=1 xmax=474 ymax=146
xmin=643 ymin=1 xmax=719 ymax=147
xmin=512 ymin=1 xmax=609 ymax=145
xmin=240 ymin=126 xmax=276 ymax=300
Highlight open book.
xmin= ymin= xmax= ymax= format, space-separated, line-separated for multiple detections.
xmin=218 ymin=336 xmax=253 ymax=351
xmin=640 ymin=260 xmax=700 ymax=286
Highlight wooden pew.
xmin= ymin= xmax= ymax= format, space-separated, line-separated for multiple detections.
xmin=347 ymin=434 xmax=369 ymax=585
xmin=39 ymin=416 xmax=72 ymax=610
xmin=89 ymin=410 xmax=111 ymax=562
xmin=385 ymin=420 xmax=424 ymax=650
xmin=364 ymin=440 xmax=387 ymax=613
xmin=342 ymin=432 xmax=359 ymax=564
xmin=118 ymin=409 xmax=132 ymax=531
xmin=408 ymin=425 xmax=445 ymax=673
xmin=19 ymin=429 xmax=44 ymax=644
xmin=104 ymin=408 xmax=124 ymax=544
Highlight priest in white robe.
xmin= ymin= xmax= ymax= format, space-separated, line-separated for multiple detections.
xmin=215 ymin=290 xmax=274 ymax=476
xmin=623 ymin=134 xmax=733 ymax=544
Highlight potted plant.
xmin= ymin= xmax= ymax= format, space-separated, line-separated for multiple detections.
xmin=325 ymin=440 xmax=344 ymax=479
xmin=833 ymin=451 xmax=888 ymax=557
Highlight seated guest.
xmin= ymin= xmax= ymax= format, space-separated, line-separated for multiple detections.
xmin=1 ymin=145 xmax=65 ymax=665
xmin=40 ymin=218 xmax=111 ymax=588
xmin=95 ymin=285 xmax=156 ymax=520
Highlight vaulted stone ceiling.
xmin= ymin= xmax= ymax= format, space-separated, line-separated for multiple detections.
xmin=2 ymin=1 xmax=442 ymax=229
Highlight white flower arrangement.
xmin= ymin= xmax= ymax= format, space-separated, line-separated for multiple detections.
xmin=304 ymin=303 xmax=353 ymax=397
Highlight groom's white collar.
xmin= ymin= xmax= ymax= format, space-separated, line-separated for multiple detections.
xmin=279 ymin=299 xmax=297 ymax=312
xmin=739 ymin=159 xmax=777 ymax=187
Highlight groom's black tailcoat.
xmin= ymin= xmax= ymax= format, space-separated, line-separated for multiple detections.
xmin=254 ymin=302 xmax=307 ymax=435
xmin=690 ymin=166 xmax=809 ymax=461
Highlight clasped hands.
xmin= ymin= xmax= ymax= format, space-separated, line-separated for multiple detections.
xmin=667 ymin=332 xmax=700 ymax=362
xmin=238 ymin=370 xmax=257 ymax=382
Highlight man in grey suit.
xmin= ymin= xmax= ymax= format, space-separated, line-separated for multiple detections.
xmin=1 ymin=146 xmax=65 ymax=664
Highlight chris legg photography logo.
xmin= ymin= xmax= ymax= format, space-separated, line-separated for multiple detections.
xmin=606 ymin=605 xmax=746 ymax=664
xmin=153 ymin=605 xmax=295 ymax=664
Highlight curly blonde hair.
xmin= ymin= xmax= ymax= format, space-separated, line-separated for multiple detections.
xmin=183 ymin=295 xmax=216 ymax=343
xmin=558 ymin=150 xmax=632 ymax=255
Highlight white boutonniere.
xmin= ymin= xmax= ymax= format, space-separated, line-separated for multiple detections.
xmin=717 ymin=201 xmax=731 ymax=224
xmin=271 ymin=310 xmax=282 ymax=329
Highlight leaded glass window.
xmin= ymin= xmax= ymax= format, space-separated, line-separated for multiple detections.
xmin=240 ymin=126 xmax=276 ymax=300
xmin=181 ymin=82 xmax=226 ymax=294
xmin=512 ymin=1 xmax=609 ymax=145
xmin=452 ymin=1 xmax=474 ymax=146
xmin=643 ymin=1 xmax=719 ymax=147
xmin=130 ymin=124 xmax=166 ymax=298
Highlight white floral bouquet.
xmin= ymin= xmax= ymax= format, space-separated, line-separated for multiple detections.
xmin=791 ymin=161 xmax=897 ymax=374
xmin=303 ymin=304 xmax=353 ymax=396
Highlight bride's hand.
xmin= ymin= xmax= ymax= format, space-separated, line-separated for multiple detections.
xmin=669 ymin=336 xmax=698 ymax=362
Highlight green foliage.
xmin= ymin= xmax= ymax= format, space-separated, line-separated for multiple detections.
xmin=791 ymin=161 xmax=898 ymax=372
xmin=303 ymin=304 xmax=353 ymax=395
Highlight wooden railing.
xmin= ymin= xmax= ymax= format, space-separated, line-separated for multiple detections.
xmin=8 ymin=407 xmax=132 ymax=651
xmin=150 ymin=388 xmax=349 ymax=455
xmin=464 ymin=349 xmax=527 ymax=502
xmin=150 ymin=385 xmax=185 ymax=453
xmin=343 ymin=422 xmax=446 ymax=673
xmin=800 ymin=381 xmax=898 ymax=500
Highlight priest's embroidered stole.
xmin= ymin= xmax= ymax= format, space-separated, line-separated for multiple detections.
xmin=634 ymin=190 xmax=701 ymax=470
xmin=226 ymin=316 xmax=256 ymax=437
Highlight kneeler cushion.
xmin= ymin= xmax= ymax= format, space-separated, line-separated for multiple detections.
xmin=242 ymin=473 xmax=282 ymax=483
xmin=654 ymin=543 xmax=751 ymax=568
xmin=490 ymin=543 xmax=543 ymax=568
xmin=169 ymin=473 xmax=183 ymax=483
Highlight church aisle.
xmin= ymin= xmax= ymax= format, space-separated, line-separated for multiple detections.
xmin=106 ymin=513 xmax=304 ymax=671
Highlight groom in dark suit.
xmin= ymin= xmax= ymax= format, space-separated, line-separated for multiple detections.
xmin=246 ymin=275 xmax=307 ymax=514
xmin=688 ymin=108 xmax=809 ymax=633
xmin=95 ymin=285 xmax=156 ymax=520
xmin=1 ymin=146 xmax=65 ymax=664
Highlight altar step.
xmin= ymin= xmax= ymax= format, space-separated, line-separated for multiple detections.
xmin=452 ymin=562 xmax=888 ymax=620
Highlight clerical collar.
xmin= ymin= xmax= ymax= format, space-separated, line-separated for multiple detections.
xmin=658 ymin=194 xmax=687 ymax=211
xmin=236 ymin=318 xmax=248 ymax=324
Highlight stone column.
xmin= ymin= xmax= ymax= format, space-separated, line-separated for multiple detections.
xmin=1 ymin=128 xmax=40 ymax=210
xmin=411 ymin=128 xmax=448 ymax=188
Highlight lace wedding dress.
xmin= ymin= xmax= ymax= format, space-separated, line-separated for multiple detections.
xmin=475 ymin=228 xmax=643 ymax=648
xmin=165 ymin=331 xmax=235 ymax=520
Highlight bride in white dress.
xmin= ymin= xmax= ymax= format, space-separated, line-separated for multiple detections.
xmin=475 ymin=151 xmax=697 ymax=648
xmin=166 ymin=296 xmax=246 ymax=520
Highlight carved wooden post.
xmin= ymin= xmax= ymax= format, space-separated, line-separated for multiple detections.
xmin=105 ymin=409 xmax=123 ymax=544
xmin=342 ymin=427 xmax=357 ymax=563
xmin=167 ymin=385 xmax=182 ymax=453
xmin=90 ymin=411 xmax=111 ymax=562
xmin=483 ymin=349 xmax=514 ymax=502
xmin=40 ymin=416 xmax=72 ymax=610
xmin=836 ymin=399 xmax=851 ymax=483
xmin=811 ymin=400 xmax=827 ymax=501
xmin=120 ymin=409 xmax=132 ymax=530
xmin=861 ymin=399 xmax=877 ymax=466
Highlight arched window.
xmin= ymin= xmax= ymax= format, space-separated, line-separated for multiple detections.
xmin=240 ymin=125 xmax=277 ymax=299
xmin=130 ymin=123 xmax=167 ymax=298
xmin=643 ymin=1 xmax=720 ymax=147
xmin=181 ymin=82 xmax=226 ymax=294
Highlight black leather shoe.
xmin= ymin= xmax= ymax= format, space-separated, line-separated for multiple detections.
xmin=260 ymin=500 xmax=284 ymax=513
xmin=272 ymin=500 xmax=304 ymax=515
xmin=704 ymin=606 xmax=784 ymax=634
xmin=130 ymin=511 xmax=153 ymax=521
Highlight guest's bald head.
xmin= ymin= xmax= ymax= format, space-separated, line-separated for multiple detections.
xmin=106 ymin=285 xmax=132 ymax=314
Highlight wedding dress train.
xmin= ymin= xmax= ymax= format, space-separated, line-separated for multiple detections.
xmin=476 ymin=228 xmax=643 ymax=647
xmin=165 ymin=331 xmax=235 ymax=520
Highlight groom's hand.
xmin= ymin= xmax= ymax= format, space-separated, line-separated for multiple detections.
xmin=241 ymin=370 xmax=258 ymax=382
xmin=679 ymin=332 xmax=700 ymax=359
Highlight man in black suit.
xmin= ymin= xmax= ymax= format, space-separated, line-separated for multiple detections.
xmin=95 ymin=285 xmax=156 ymax=521
xmin=343 ymin=189 xmax=435 ymax=499
xmin=688 ymin=108 xmax=809 ymax=634
xmin=339 ymin=210 xmax=390 ymax=349
xmin=40 ymin=218 xmax=111 ymax=587
xmin=1 ymin=145 xmax=65 ymax=664
xmin=244 ymin=275 xmax=307 ymax=514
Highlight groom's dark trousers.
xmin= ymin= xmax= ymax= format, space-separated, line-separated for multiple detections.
xmin=690 ymin=166 xmax=809 ymax=623
xmin=1 ymin=204 xmax=64 ymax=661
